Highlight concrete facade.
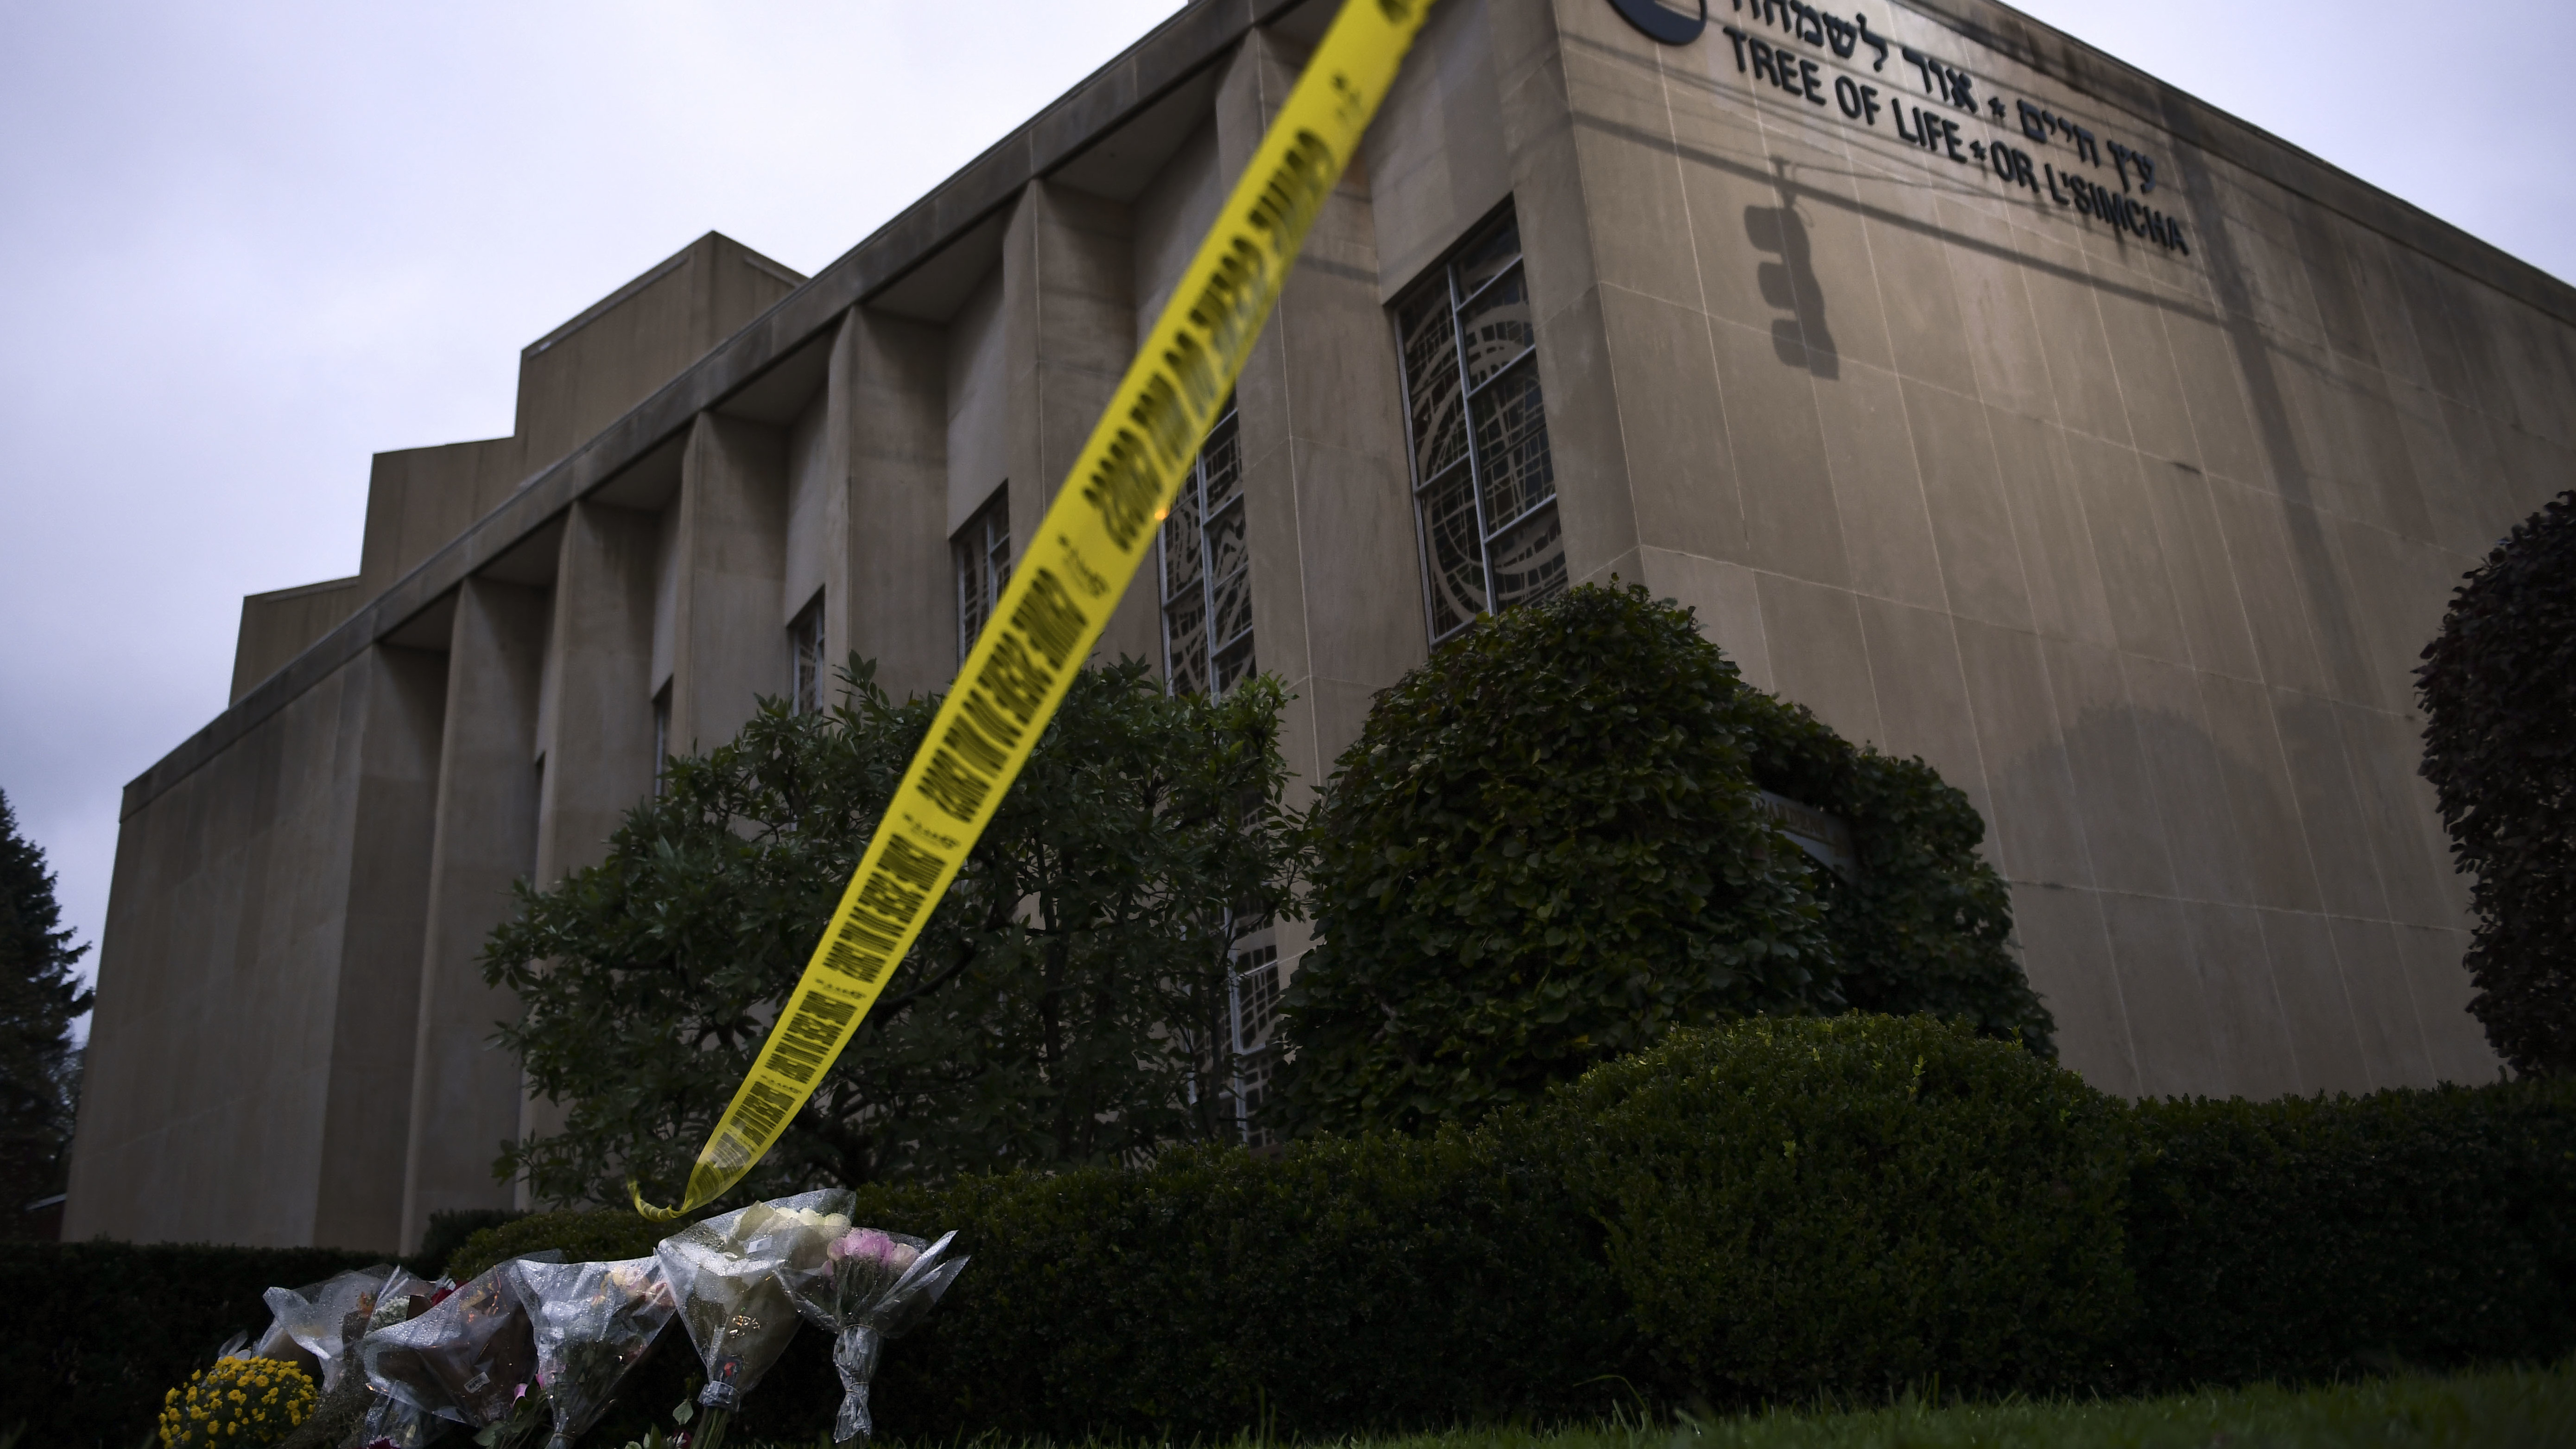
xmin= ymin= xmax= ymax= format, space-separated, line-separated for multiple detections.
xmin=70 ymin=0 xmax=2573 ymax=1249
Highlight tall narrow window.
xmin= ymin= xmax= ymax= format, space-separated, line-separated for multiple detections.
xmin=651 ymin=682 xmax=672 ymax=796
xmin=1159 ymin=394 xmax=1252 ymax=695
xmin=954 ymin=486 xmax=1011 ymax=662
xmin=788 ymin=592 xmax=826 ymax=715
xmin=1393 ymin=206 xmax=1566 ymax=645
xmin=1227 ymin=940 xmax=1282 ymax=1147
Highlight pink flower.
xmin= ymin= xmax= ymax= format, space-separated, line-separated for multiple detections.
xmin=826 ymin=1228 xmax=919 ymax=1273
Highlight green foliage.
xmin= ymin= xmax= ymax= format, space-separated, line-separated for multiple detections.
xmin=949 ymin=1364 xmax=2576 ymax=1449
xmin=1556 ymin=1016 xmax=2130 ymax=1404
xmin=443 ymin=1208 xmax=671 ymax=1282
xmin=1276 ymin=584 xmax=2046 ymax=1138
xmin=18 ymin=1022 xmax=2576 ymax=1445
xmin=0 ymin=1240 xmax=382 ymax=1448
xmin=414 ymin=1208 xmax=523 ymax=1282
xmin=1732 ymin=693 xmax=2048 ymax=1053
xmin=0 ymin=788 xmax=90 ymax=1233
xmin=2126 ymin=1080 xmax=2576 ymax=1386
xmin=2416 ymin=488 xmax=2576 ymax=1077
xmin=486 ymin=656 xmax=1306 ymax=1206
xmin=844 ymin=1125 xmax=1637 ymax=1443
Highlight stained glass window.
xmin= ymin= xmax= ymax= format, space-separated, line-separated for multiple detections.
xmin=1159 ymin=395 xmax=1254 ymax=695
xmin=953 ymin=486 xmax=1010 ymax=663
xmin=788 ymin=591 xmax=826 ymax=715
xmin=1392 ymin=207 xmax=1564 ymax=645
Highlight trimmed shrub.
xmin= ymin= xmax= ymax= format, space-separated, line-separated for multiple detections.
xmin=2126 ymin=1080 xmax=2576 ymax=1386
xmin=0 ymin=1240 xmax=382 ymax=1448
xmin=413 ymin=1207 xmax=522 ymax=1283
xmin=444 ymin=1208 xmax=669 ymax=1283
xmin=19 ymin=1024 xmax=2576 ymax=1444
xmin=1556 ymin=1016 xmax=2131 ymax=1404
xmin=1277 ymin=584 xmax=1832 ymax=1138
xmin=1735 ymin=692 xmax=2048 ymax=1054
xmin=2417 ymin=488 xmax=2576 ymax=1077
xmin=452 ymin=1128 xmax=1632 ymax=1445
xmin=848 ymin=1125 xmax=1637 ymax=1442
xmin=1275 ymin=585 xmax=2048 ymax=1140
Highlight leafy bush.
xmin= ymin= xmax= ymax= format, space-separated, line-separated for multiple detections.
xmin=0 ymin=1240 xmax=382 ymax=1448
xmin=1734 ymin=692 xmax=2048 ymax=1053
xmin=1556 ymin=1016 xmax=2130 ymax=1403
xmin=1276 ymin=584 xmax=2046 ymax=1138
xmin=2126 ymin=1080 xmax=2576 ymax=1386
xmin=487 ymin=656 xmax=1305 ymax=1205
xmin=23 ymin=1024 xmax=2576 ymax=1444
xmin=2417 ymin=488 xmax=2576 ymax=1077
xmin=443 ymin=1208 xmax=671 ymax=1282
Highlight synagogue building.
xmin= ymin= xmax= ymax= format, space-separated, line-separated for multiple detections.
xmin=68 ymin=0 xmax=2576 ymax=1249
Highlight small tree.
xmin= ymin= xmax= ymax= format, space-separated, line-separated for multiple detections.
xmin=2417 ymin=489 xmax=2576 ymax=1078
xmin=487 ymin=658 xmax=1306 ymax=1207
xmin=0 ymin=788 xmax=90 ymax=1233
xmin=1272 ymin=584 xmax=2048 ymax=1139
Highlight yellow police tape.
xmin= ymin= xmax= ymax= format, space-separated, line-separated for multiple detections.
xmin=634 ymin=0 xmax=1438 ymax=1219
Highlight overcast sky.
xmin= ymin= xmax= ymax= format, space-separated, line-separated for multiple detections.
xmin=4 ymin=0 xmax=2570 ymax=1032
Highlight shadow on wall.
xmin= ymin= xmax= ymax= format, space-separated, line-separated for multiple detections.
xmin=1994 ymin=699 xmax=2424 ymax=1104
xmin=1745 ymin=165 xmax=1838 ymax=380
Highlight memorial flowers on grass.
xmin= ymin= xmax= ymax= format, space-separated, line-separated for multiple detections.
xmin=158 ymin=1356 xmax=317 ymax=1448
xmin=362 ymin=1262 xmax=544 ymax=1437
xmin=264 ymin=1265 xmax=401 ymax=1392
xmin=510 ymin=1256 xmax=679 ymax=1449
xmin=655 ymin=1191 xmax=847 ymax=1449
xmin=780 ymin=1226 xmax=969 ymax=1445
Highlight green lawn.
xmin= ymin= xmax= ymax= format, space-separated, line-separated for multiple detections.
xmin=729 ymin=1362 xmax=2576 ymax=1449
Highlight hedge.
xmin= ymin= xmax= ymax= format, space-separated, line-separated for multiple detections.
xmin=16 ymin=1019 xmax=2576 ymax=1446
xmin=1557 ymin=1016 xmax=2131 ymax=1405
xmin=2126 ymin=1082 xmax=2576 ymax=1386
xmin=0 ymin=1241 xmax=386 ymax=1448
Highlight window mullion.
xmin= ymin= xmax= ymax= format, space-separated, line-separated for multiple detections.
xmin=1199 ymin=459 xmax=1220 ymax=686
xmin=1447 ymin=265 xmax=1493 ymax=616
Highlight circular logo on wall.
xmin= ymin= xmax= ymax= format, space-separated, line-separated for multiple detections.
xmin=1607 ymin=0 xmax=1708 ymax=44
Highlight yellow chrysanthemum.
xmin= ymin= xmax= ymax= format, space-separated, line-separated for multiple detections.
xmin=157 ymin=1358 xmax=316 ymax=1449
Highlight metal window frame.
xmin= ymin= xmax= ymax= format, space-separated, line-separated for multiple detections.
xmin=1156 ymin=394 xmax=1249 ymax=695
xmin=1391 ymin=203 xmax=1561 ymax=648
xmin=787 ymin=589 xmax=826 ymax=715
xmin=953 ymin=484 xmax=1010 ymax=663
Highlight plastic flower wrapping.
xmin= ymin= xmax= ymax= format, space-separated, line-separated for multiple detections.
xmin=507 ymin=1255 xmax=678 ymax=1449
xmin=654 ymin=1189 xmax=852 ymax=1449
xmin=264 ymin=1265 xmax=400 ymax=1392
xmin=354 ymin=1389 xmax=453 ymax=1448
xmin=362 ymin=1259 xmax=549 ymax=1428
xmin=779 ymin=1226 xmax=969 ymax=1445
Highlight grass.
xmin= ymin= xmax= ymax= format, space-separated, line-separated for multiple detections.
xmin=719 ymin=1361 xmax=2576 ymax=1449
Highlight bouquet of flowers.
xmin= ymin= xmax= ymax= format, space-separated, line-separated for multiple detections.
xmin=157 ymin=1355 xmax=317 ymax=1448
xmin=352 ymin=1389 xmax=453 ymax=1448
xmin=507 ymin=1256 xmax=678 ymax=1449
xmin=333 ymin=1271 xmax=452 ymax=1449
xmin=360 ymin=1261 xmax=545 ymax=1434
xmin=265 ymin=1265 xmax=400 ymax=1392
xmin=654 ymin=1190 xmax=850 ymax=1449
xmin=778 ymin=1226 xmax=968 ymax=1445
